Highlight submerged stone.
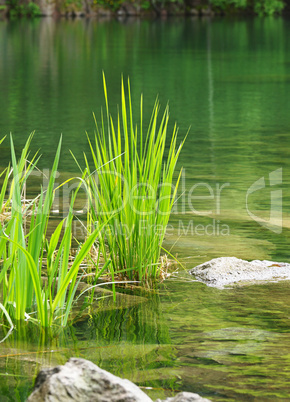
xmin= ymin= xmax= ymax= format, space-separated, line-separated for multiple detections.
xmin=189 ymin=257 xmax=290 ymax=288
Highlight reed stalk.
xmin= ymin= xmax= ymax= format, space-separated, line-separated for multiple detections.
xmin=0 ymin=135 xmax=113 ymax=328
xmin=82 ymin=74 xmax=185 ymax=281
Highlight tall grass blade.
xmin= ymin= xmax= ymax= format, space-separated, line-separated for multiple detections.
xmin=81 ymin=76 xmax=185 ymax=281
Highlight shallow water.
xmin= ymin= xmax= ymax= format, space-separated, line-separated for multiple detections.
xmin=1 ymin=16 xmax=290 ymax=401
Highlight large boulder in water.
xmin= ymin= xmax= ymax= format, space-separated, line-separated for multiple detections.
xmin=27 ymin=357 xmax=152 ymax=402
xmin=27 ymin=358 xmax=211 ymax=402
xmin=189 ymin=257 xmax=290 ymax=288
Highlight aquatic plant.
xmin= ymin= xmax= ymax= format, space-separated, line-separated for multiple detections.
xmin=79 ymin=74 xmax=185 ymax=281
xmin=0 ymin=73 xmax=185 ymax=329
xmin=0 ymin=135 xmax=112 ymax=328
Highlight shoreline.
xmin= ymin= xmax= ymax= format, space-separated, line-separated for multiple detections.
xmin=1 ymin=0 xmax=289 ymax=20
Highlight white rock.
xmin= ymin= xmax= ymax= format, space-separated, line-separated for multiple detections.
xmin=189 ymin=257 xmax=290 ymax=288
xmin=27 ymin=358 xmax=153 ymax=402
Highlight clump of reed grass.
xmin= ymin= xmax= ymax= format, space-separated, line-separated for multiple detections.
xmin=0 ymin=75 xmax=185 ymax=330
xmin=80 ymin=74 xmax=185 ymax=281
xmin=0 ymin=135 xmax=112 ymax=329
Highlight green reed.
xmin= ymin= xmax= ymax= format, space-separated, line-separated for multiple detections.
xmin=0 ymin=135 xmax=112 ymax=328
xmin=81 ymin=74 xmax=185 ymax=281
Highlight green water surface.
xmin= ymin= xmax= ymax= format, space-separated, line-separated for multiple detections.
xmin=1 ymin=16 xmax=290 ymax=401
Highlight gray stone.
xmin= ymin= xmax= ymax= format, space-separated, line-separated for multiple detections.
xmin=189 ymin=257 xmax=290 ymax=288
xmin=200 ymin=7 xmax=214 ymax=16
xmin=188 ymin=8 xmax=199 ymax=16
xmin=156 ymin=392 xmax=211 ymax=402
xmin=27 ymin=357 xmax=153 ymax=402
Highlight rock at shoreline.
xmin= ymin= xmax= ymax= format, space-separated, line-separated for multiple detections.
xmin=189 ymin=257 xmax=290 ymax=288
xmin=27 ymin=358 xmax=211 ymax=402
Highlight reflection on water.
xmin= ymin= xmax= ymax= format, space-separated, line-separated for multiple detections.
xmin=0 ymin=289 xmax=177 ymax=401
xmin=161 ymin=277 xmax=290 ymax=401
xmin=1 ymin=16 xmax=290 ymax=401
xmin=2 ymin=279 xmax=290 ymax=401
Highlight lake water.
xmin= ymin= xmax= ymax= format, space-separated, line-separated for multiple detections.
xmin=1 ymin=16 xmax=290 ymax=401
